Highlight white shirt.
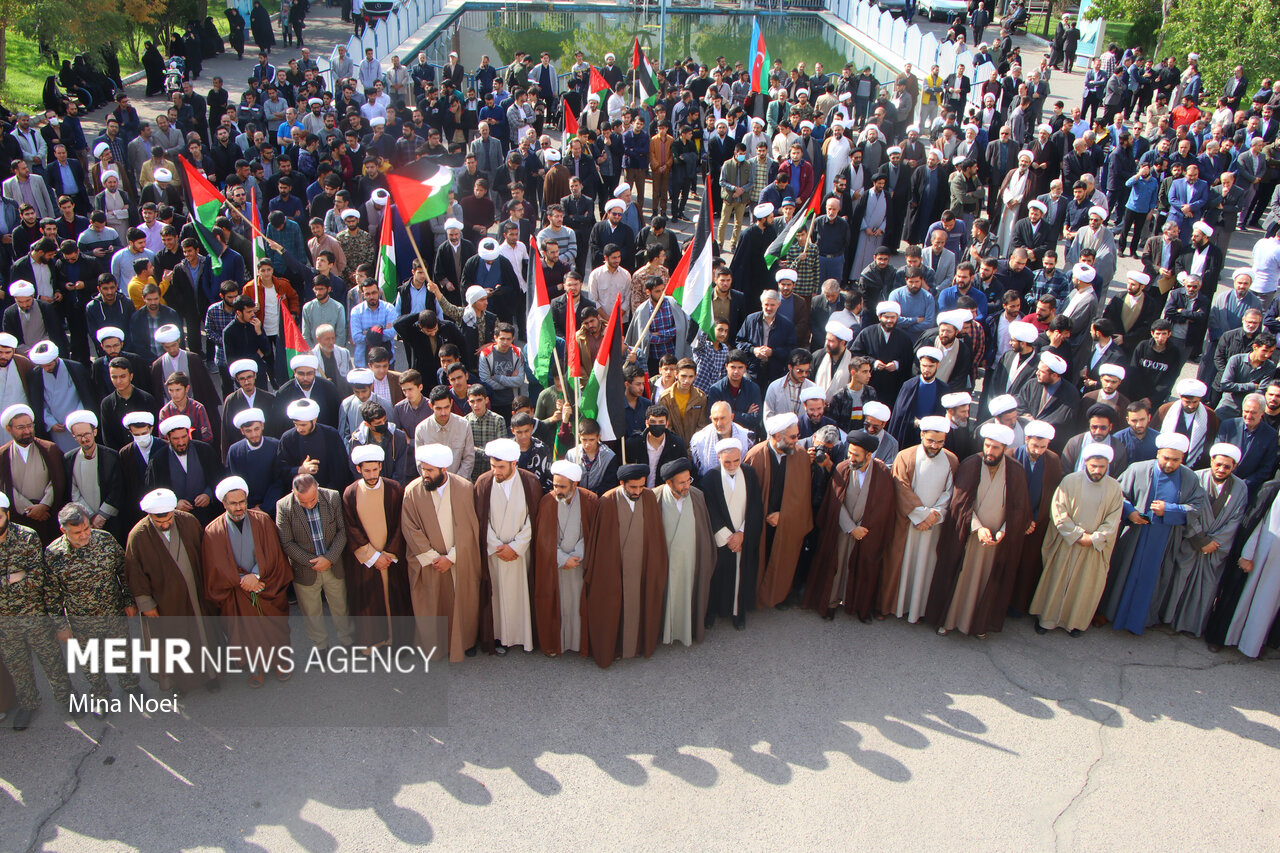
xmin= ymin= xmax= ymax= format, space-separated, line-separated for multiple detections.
xmin=1252 ymin=239 xmax=1280 ymax=294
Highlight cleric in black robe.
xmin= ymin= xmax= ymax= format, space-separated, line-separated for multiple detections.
xmin=877 ymin=154 xmax=910 ymax=253
xmin=1015 ymin=350 xmax=1081 ymax=451
xmin=699 ymin=441 xmax=763 ymax=630
xmin=850 ymin=304 xmax=915 ymax=407
xmin=274 ymin=361 xmax=342 ymax=431
xmin=142 ymin=43 xmax=165 ymax=97
xmin=728 ymin=204 xmax=775 ymax=308
xmin=886 ymin=348 xmax=948 ymax=449
xmin=903 ymin=154 xmax=947 ymax=245
xmin=144 ymin=418 xmax=224 ymax=525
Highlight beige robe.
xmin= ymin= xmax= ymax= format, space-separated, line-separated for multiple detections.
xmin=657 ymin=486 xmax=699 ymax=646
xmin=1031 ymin=472 xmax=1124 ymax=631
xmin=486 ymin=476 xmax=534 ymax=651
xmin=890 ymin=447 xmax=956 ymax=621
xmin=943 ymin=458 xmax=1008 ymax=633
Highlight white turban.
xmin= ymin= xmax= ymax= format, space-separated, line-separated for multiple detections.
xmin=1175 ymin=378 xmax=1207 ymax=398
xmin=938 ymin=309 xmax=970 ymax=329
xmin=159 ymin=415 xmax=191 ymax=434
xmin=139 ymin=488 xmax=178 ymax=515
xmin=95 ymin=326 xmax=125 ymax=344
xmin=764 ymin=412 xmax=799 ymax=435
xmin=466 ymin=285 xmax=488 ymax=306
xmin=1088 ymin=205 xmax=1108 ymax=220
xmin=550 ymin=459 xmax=582 ymax=481
xmin=370 ymin=117 xmax=386 ymax=127
xmin=988 ymin=394 xmax=1019 ymax=416
xmin=122 ymin=412 xmax=155 ymax=428
xmin=8 ymin=281 xmax=35 ymax=298
xmin=290 ymin=353 xmax=320 ymax=371
xmin=546 ymin=148 xmax=562 ymax=162
xmin=1072 ymin=262 xmax=1096 ymax=282
xmin=919 ymin=415 xmax=951 ymax=434
xmin=613 ymin=182 xmax=631 ymax=197
xmin=1027 ymin=200 xmax=1047 ymax=214
xmin=1018 ymin=149 xmax=1035 ymax=161
xmin=1127 ymin=270 xmax=1151 ymax=285
xmin=1156 ymin=433 xmax=1190 ymax=454
xmin=1081 ymin=442 xmax=1115 ymax=463
xmin=444 ymin=217 xmax=463 ymax=231
xmin=64 ymin=410 xmax=98 ymax=430
xmin=886 ymin=146 xmax=902 ymax=155
xmin=1192 ymin=221 xmax=1214 ymax=236
xmin=1039 ymin=351 xmax=1068 ymax=375
xmin=1009 ymin=321 xmax=1039 ymax=343
xmin=918 ymin=346 xmax=944 ymax=362
xmin=825 ymin=320 xmax=853 ymax=342
xmin=1024 ymin=420 xmax=1056 ymax=440
xmin=478 ymin=238 xmax=500 ymax=261
xmin=980 ymin=422 xmax=1015 ymax=446
xmin=799 ymin=120 xmax=815 ymax=131
xmin=753 ymin=202 xmax=775 ymax=219
xmin=340 ymin=208 xmax=361 ymax=220
xmin=347 ymin=368 xmax=375 ymax=385
xmin=214 ymin=476 xmax=250 ymax=502
xmin=941 ymin=392 xmax=972 ymax=409
xmin=415 ymin=443 xmax=454 ymax=468
xmin=286 ymin=399 xmax=321 ymax=421
xmin=0 ymin=403 xmax=33 ymax=428
xmin=29 ymin=341 xmax=59 ymax=365
xmin=799 ymin=386 xmax=825 ymax=403
xmin=154 ymin=324 xmax=182 ymax=344
xmin=775 ymin=268 xmax=798 ymax=283
xmin=229 ymin=358 xmax=258 ymax=378
xmin=605 ymin=199 xmax=626 ymax=213
xmin=1210 ymin=442 xmax=1242 ymax=464
xmin=351 ymin=444 xmax=386 ymax=465
xmin=485 ymin=438 xmax=520 ymax=462
xmin=93 ymin=142 xmax=110 ymax=158
xmin=862 ymin=401 xmax=891 ymax=422
xmin=715 ymin=437 xmax=742 ymax=455
xmin=371 ymin=189 xmax=389 ymax=206
xmin=877 ymin=300 xmax=901 ymax=316
xmin=0 ymin=333 xmax=16 ymax=348
xmin=232 ymin=408 xmax=265 ymax=429
xmin=1099 ymin=364 xmax=1126 ymax=380
xmin=100 ymin=170 xmax=119 ymax=183
xmin=154 ymin=168 xmax=173 ymax=183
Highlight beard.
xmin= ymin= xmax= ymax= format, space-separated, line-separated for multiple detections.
xmin=422 ymin=472 xmax=446 ymax=492
xmin=1087 ymin=469 xmax=1106 ymax=482
xmin=983 ymin=453 xmax=1002 ymax=467
xmin=923 ymin=445 xmax=941 ymax=458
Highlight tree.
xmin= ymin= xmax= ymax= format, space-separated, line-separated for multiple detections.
xmin=1162 ymin=0 xmax=1280 ymax=94
xmin=1083 ymin=0 xmax=1163 ymax=50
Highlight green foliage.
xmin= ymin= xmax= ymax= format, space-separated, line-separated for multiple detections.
xmin=1082 ymin=0 xmax=1164 ymax=48
xmin=1163 ymin=0 xmax=1280 ymax=92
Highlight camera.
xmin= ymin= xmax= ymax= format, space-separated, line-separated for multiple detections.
xmin=813 ymin=448 xmax=828 ymax=464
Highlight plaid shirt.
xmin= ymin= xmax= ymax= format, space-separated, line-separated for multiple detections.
xmin=964 ymin=325 xmax=987 ymax=383
xmin=158 ymin=399 xmax=214 ymax=444
xmin=204 ymin=302 xmax=237 ymax=370
xmin=785 ymin=240 xmax=821 ymax=300
xmin=467 ymin=409 xmax=508 ymax=476
xmin=692 ymin=332 xmax=731 ymax=391
xmin=304 ymin=505 xmax=326 ymax=556
xmin=648 ymin=298 xmax=677 ymax=358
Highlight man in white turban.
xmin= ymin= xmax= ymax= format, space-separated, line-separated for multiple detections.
xmin=532 ymin=460 xmax=598 ymax=655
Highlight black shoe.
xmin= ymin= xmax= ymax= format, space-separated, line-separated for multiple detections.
xmin=774 ymin=601 xmax=791 ymax=611
xmin=493 ymin=643 xmax=508 ymax=656
xmin=464 ymin=645 xmax=477 ymax=657
xmin=732 ymin=615 xmax=746 ymax=630
xmin=1068 ymin=629 xmax=1084 ymax=638
xmin=11 ymin=708 xmax=35 ymax=731
xmin=822 ymin=611 xmax=836 ymax=621
xmin=1034 ymin=620 xmax=1048 ymax=635
xmin=204 ymin=680 xmax=221 ymax=693
xmin=704 ymin=614 xmax=715 ymax=630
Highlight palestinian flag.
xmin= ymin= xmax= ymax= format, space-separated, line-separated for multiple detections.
xmin=179 ymin=154 xmax=224 ymax=273
xmin=579 ymin=294 xmax=626 ymax=442
xmin=666 ymin=173 xmax=717 ymax=339
xmin=565 ymin=290 xmax=582 ymax=379
xmin=631 ymin=37 xmax=658 ymax=106
xmin=563 ymin=100 xmax=578 ymax=136
xmin=526 ymin=238 xmax=556 ymax=387
xmin=376 ymin=205 xmax=398 ymax=303
xmin=385 ymin=167 xmax=453 ymax=226
xmin=248 ymin=186 xmax=267 ymax=274
xmin=764 ymin=182 xmax=824 ymax=268
xmin=282 ymin=306 xmax=309 ymax=377
xmin=748 ymin=17 xmax=770 ymax=93
xmin=589 ymin=65 xmax=612 ymax=100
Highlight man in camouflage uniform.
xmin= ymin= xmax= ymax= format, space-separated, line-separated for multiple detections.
xmin=47 ymin=503 xmax=142 ymax=705
xmin=0 ymin=493 xmax=76 ymax=731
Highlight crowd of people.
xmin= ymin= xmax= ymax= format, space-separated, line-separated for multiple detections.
xmin=2 ymin=5 xmax=1280 ymax=734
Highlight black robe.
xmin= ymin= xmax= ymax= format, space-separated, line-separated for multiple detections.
xmin=886 ymin=376 xmax=948 ymax=449
xmin=699 ymin=465 xmax=763 ymax=621
xmin=142 ymin=44 xmax=165 ymax=96
xmin=728 ymin=223 xmax=772 ymax=308
xmin=850 ymin=323 xmax=914 ymax=404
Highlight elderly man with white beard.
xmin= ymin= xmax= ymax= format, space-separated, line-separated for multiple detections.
xmin=473 ymin=438 xmax=541 ymax=656
xmin=700 ymin=439 xmax=763 ymax=631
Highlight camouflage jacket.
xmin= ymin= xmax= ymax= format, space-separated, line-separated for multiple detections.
xmin=0 ymin=524 xmax=53 ymax=618
xmin=45 ymin=530 xmax=131 ymax=629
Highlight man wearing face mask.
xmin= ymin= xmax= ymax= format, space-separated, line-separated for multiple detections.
xmin=623 ymin=405 xmax=687 ymax=489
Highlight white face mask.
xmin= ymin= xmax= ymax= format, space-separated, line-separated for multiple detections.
xmin=133 ymin=433 xmax=153 ymax=451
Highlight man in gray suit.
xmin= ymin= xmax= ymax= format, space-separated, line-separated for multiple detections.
xmin=922 ymin=227 xmax=957 ymax=286
xmin=1 ymin=160 xmax=55 ymax=219
xmin=1234 ymin=137 xmax=1267 ymax=228
xmin=275 ymin=472 xmax=353 ymax=651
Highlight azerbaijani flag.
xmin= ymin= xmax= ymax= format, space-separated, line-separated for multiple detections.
xmin=749 ymin=17 xmax=770 ymax=92
xmin=564 ymin=100 xmax=578 ymax=136
xmin=385 ymin=166 xmax=453 ymax=226
xmin=282 ymin=305 xmax=309 ymax=377
xmin=589 ymin=65 xmax=612 ymax=100
xmin=526 ymin=238 xmax=556 ymax=387
xmin=666 ymin=173 xmax=717 ymax=339
xmin=631 ymin=37 xmax=658 ymax=106
xmin=179 ymin=154 xmax=224 ymax=273
xmin=579 ymin=294 xmax=625 ymax=442
xmin=376 ymin=205 xmax=398 ymax=303
xmin=764 ymin=182 xmax=823 ymax=267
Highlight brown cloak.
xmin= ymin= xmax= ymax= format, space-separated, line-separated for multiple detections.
xmin=1009 ymin=449 xmax=1063 ymax=612
xmin=123 ymin=511 xmax=220 ymax=691
xmin=202 ymin=510 xmax=293 ymax=666
xmin=878 ymin=446 xmax=960 ymax=616
xmin=924 ymin=454 xmax=1032 ymax=635
xmin=581 ymin=487 xmax=668 ymax=669
xmin=532 ymin=486 xmax=599 ymax=656
xmin=400 ymin=473 xmax=483 ymax=662
xmin=341 ymin=477 xmax=411 ymax=648
xmin=803 ymin=458 xmax=897 ymax=620
xmin=745 ymin=441 xmax=814 ymax=608
xmin=474 ymin=469 xmax=543 ymax=654
xmin=0 ymin=438 xmax=67 ymax=545
xmin=654 ymin=484 xmax=718 ymax=644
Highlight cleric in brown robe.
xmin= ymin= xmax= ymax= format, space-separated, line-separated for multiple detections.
xmin=342 ymin=444 xmax=412 ymax=649
xmin=1009 ymin=420 xmax=1064 ymax=614
xmin=533 ymin=460 xmax=599 ymax=656
xmin=581 ymin=463 xmax=668 ymax=669
xmin=401 ymin=443 xmax=483 ymax=662
xmin=124 ymin=488 xmax=221 ymax=693
xmin=473 ymin=438 xmax=543 ymax=655
xmin=804 ymin=430 xmax=897 ymax=622
xmin=925 ymin=422 xmax=1032 ymax=637
xmin=0 ymin=403 xmax=67 ymax=545
xmin=745 ymin=412 xmax=814 ymax=609
xmin=202 ymin=476 xmax=293 ymax=686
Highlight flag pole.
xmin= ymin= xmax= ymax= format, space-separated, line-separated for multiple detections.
xmin=566 ymin=290 xmax=581 ymax=449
